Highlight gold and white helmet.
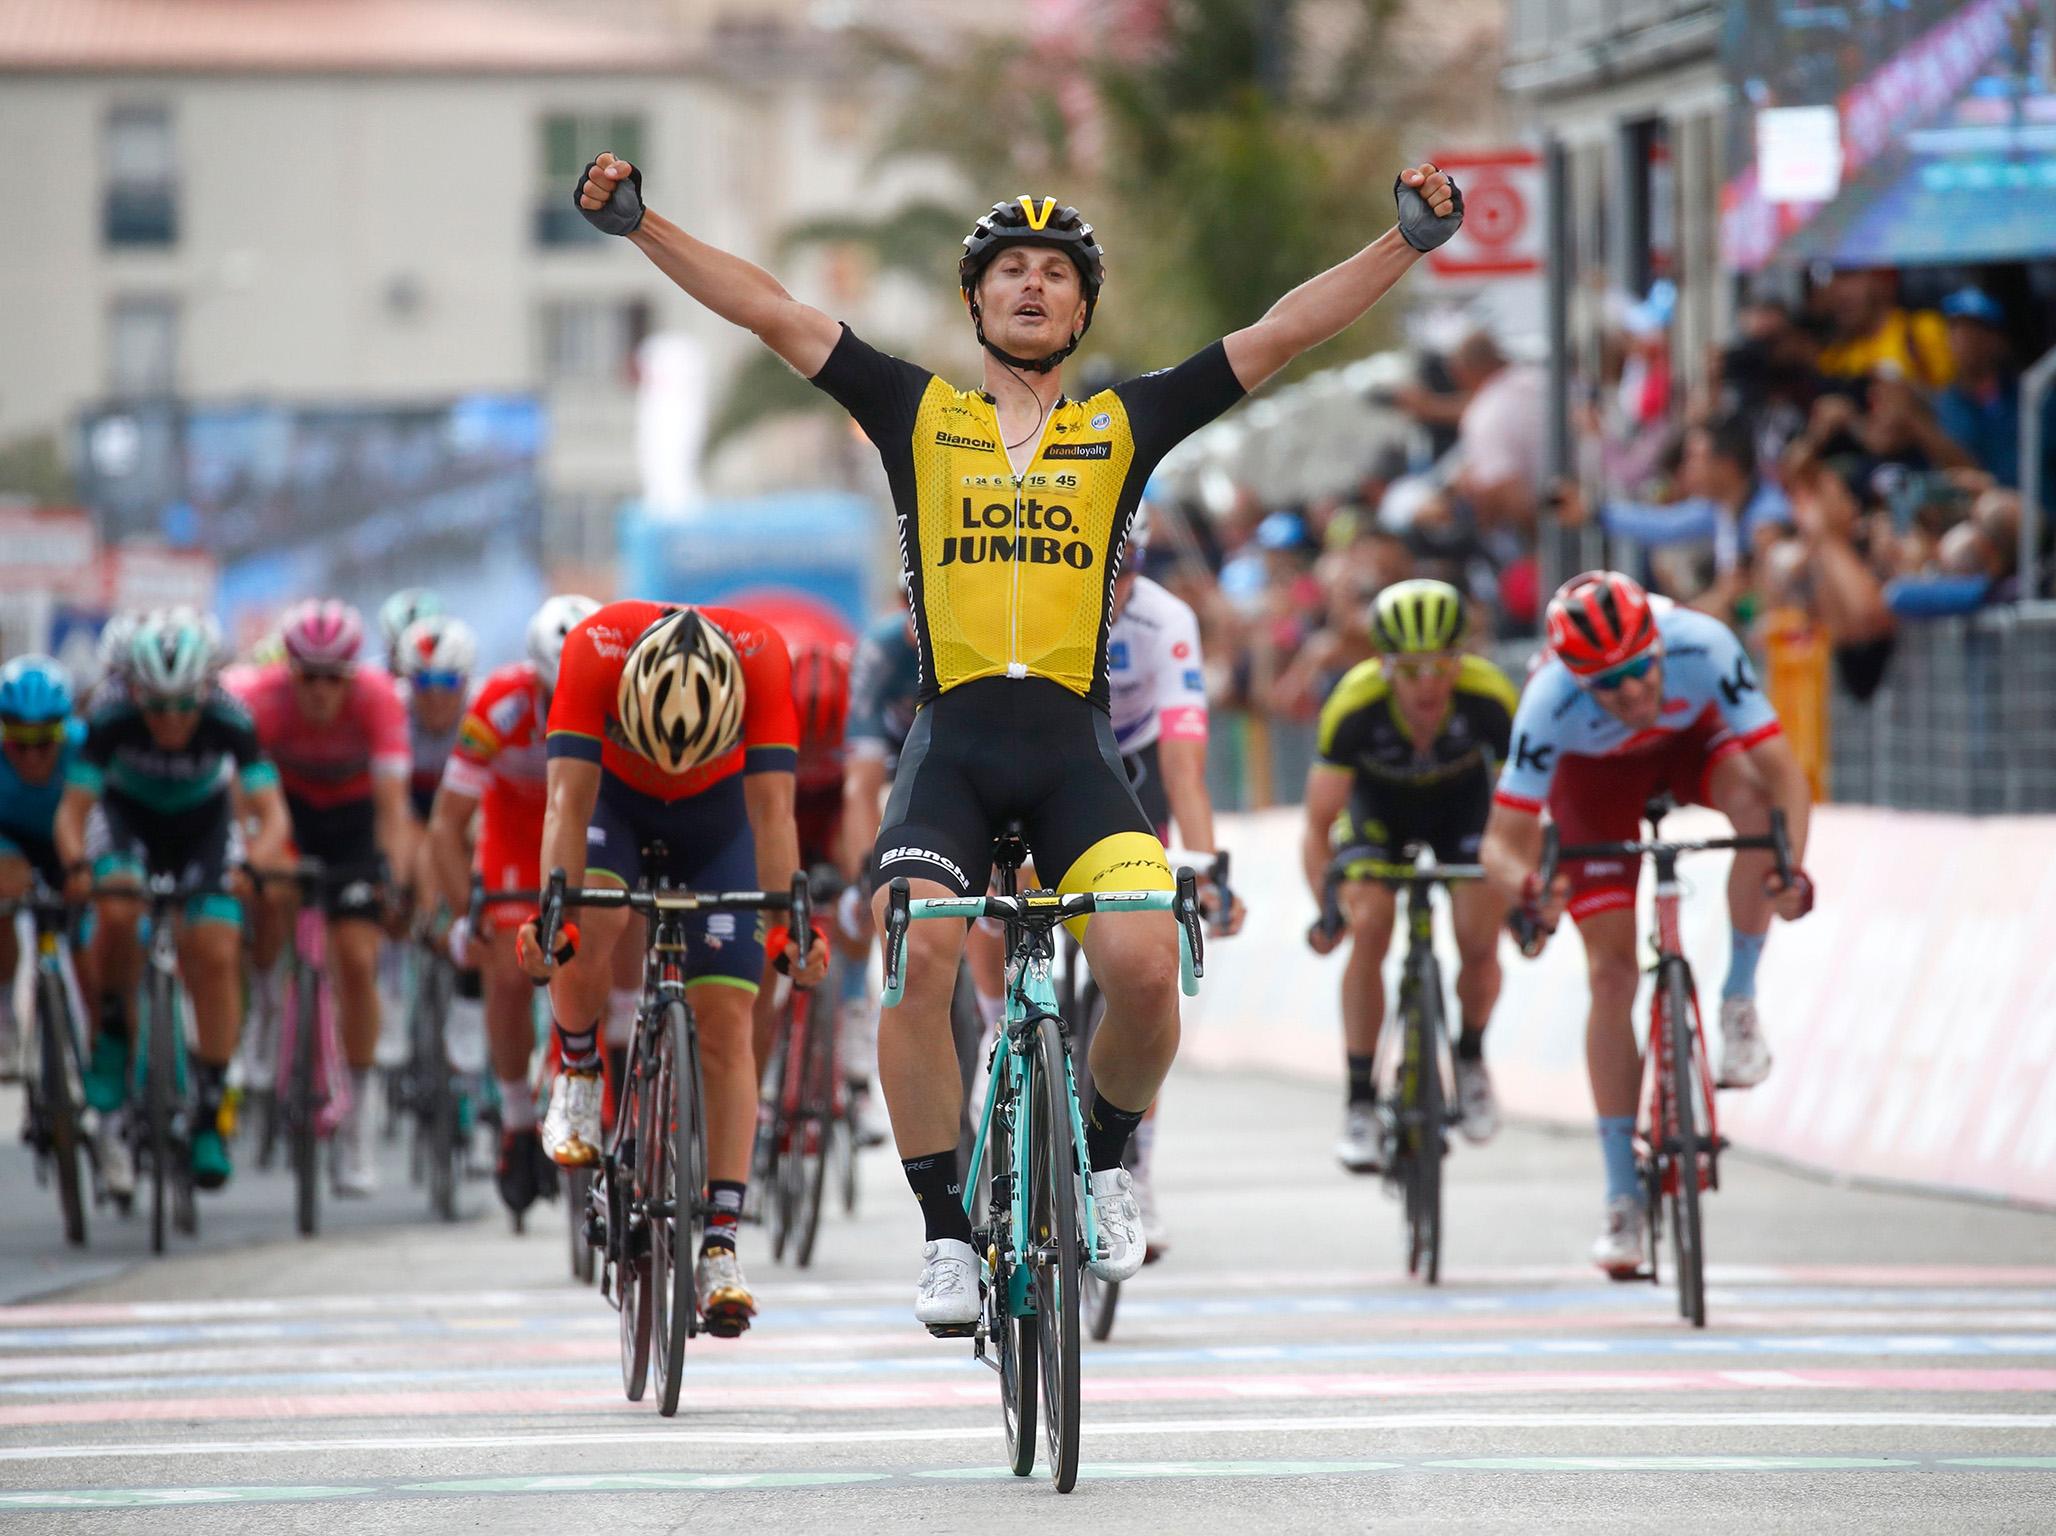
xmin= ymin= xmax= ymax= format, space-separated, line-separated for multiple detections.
xmin=615 ymin=608 xmax=745 ymax=774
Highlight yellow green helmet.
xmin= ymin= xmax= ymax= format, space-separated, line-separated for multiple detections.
xmin=1370 ymin=578 xmax=1466 ymax=654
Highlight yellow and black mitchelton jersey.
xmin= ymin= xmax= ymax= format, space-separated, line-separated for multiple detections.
xmin=810 ymin=325 xmax=1245 ymax=709
xmin=1315 ymin=654 xmax=1520 ymax=790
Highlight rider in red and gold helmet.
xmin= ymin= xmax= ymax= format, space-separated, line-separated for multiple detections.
xmin=1544 ymin=570 xmax=1661 ymax=678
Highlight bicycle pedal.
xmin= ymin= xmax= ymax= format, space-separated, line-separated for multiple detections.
xmin=925 ymin=1321 xmax=977 ymax=1339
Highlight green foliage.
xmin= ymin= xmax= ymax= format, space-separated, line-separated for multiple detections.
xmin=723 ymin=0 xmax=1406 ymax=452
xmin=0 ymin=432 xmax=75 ymax=503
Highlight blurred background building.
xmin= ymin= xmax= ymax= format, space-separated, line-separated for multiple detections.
xmin=1 ymin=0 xmax=2050 ymax=810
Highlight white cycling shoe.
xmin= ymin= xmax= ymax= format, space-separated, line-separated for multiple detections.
xmin=916 ymin=1238 xmax=981 ymax=1331
xmin=96 ymin=1113 xmax=136 ymax=1203
xmin=1592 ymin=1194 xmax=1648 ymax=1278
xmin=332 ymin=1097 xmax=379 ymax=1197
xmin=1130 ymin=1159 xmax=1167 ymax=1263
xmin=543 ymin=1067 xmax=604 ymax=1167
xmin=1086 ymin=1167 xmax=1145 ymax=1283
xmin=1454 ymin=1057 xmax=1500 ymax=1144
xmin=695 ymin=1247 xmax=757 ymax=1338
xmin=1717 ymin=997 xmax=1773 ymax=1089
xmin=1334 ymin=1103 xmax=1384 ymax=1174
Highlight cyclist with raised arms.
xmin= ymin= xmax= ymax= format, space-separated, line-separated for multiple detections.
xmin=1479 ymin=570 xmax=1815 ymax=1275
xmin=0 ymin=658 xmax=84 ymax=1082
xmin=515 ymin=601 xmax=827 ymax=1337
xmin=427 ymin=594 xmax=599 ymax=1217
xmin=56 ymin=612 xmax=290 ymax=1192
xmin=571 ymin=145 xmax=1462 ymax=1327
xmin=236 ymin=599 xmax=416 ymax=1195
xmin=1304 ymin=579 xmax=1516 ymax=1171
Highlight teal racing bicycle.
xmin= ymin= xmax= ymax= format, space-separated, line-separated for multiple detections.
xmin=881 ymin=824 xmax=1205 ymax=1493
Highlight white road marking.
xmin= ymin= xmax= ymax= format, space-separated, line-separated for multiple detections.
xmin=4 ymin=1410 xmax=2055 ymax=1464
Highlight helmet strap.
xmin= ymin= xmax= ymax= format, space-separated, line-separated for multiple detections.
xmin=967 ymin=297 xmax=1090 ymax=375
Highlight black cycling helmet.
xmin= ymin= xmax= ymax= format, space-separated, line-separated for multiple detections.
xmin=958 ymin=196 xmax=1105 ymax=373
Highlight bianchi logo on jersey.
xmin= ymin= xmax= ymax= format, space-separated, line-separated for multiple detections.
xmin=1044 ymin=442 xmax=1111 ymax=460
xmin=934 ymin=430 xmax=998 ymax=452
xmin=881 ymin=845 xmax=968 ymax=887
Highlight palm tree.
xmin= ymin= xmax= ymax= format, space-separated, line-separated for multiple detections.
xmin=710 ymin=0 xmax=1404 ymax=456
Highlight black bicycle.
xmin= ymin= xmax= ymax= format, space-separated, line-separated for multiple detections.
xmin=1519 ymin=797 xmax=1792 ymax=1327
xmin=5 ymin=884 xmax=93 ymax=1246
xmin=1315 ymin=844 xmax=1482 ymax=1285
xmin=542 ymin=864 xmax=808 ymax=1418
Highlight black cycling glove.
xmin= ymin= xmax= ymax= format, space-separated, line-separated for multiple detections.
xmin=574 ymin=157 xmax=646 ymax=237
xmin=1394 ymin=171 xmax=1464 ymax=253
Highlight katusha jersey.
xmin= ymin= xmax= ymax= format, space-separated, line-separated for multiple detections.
xmin=808 ymin=325 xmax=1245 ymax=708
xmin=546 ymin=601 xmax=798 ymax=802
xmin=1494 ymin=606 xmax=1782 ymax=814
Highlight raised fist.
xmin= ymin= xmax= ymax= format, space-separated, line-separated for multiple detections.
xmin=1394 ymin=163 xmax=1463 ymax=254
xmin=575 ymin=152 xmax=645 ymax=237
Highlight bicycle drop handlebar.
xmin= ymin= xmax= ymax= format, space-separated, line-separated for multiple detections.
xmin=537 ymin=867 xmax=810 ymax=980
xmin=1313 ymin=845 xmax=1486 ymax=945
xmin=1510 ymin=808 xmax=1794 ymax=959
xmin=879 ymin=869 xmax=1207 ymax=1008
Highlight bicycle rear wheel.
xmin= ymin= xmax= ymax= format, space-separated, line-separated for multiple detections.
xmin=37 ymin=969 xmax=89 ymax=1247
xmin=613 ymin=1051 xmax=653 ymax=1401
xmin=1030 ymin=1016 xmax=1082 ymax=1493
xmin=566 ymin=1166 xmax=597 ymax=1284
xmin=1663 ymin=961 xmax=1708 ymax=1328
xmin=652 ymin=999 xmax=704 ymax=1417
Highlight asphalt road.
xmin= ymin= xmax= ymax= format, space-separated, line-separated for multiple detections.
xmin=3 ymin=1065 xmax=2054 ymax=1532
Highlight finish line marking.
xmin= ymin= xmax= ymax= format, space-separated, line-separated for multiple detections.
xmin=6 ymin=1456 xmax=2056 ymax=1509
xmin=6 ymin=1410 xmax=2056 ymax=1464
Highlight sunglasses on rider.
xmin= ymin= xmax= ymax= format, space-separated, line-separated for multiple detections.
xmin=140 ymin=694 xmax=204 ymax=715
xmin=411 ymin=669 xmax=466 ymax=693
xmin=1581 ymin=653 xmax=1659 ymax=693
xmin=1 ymin=721 xmax=66 ymax=748
xmin=292 ymin=666 xmax=352 ymax=687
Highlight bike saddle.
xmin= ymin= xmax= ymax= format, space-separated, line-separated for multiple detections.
xmin=990 ymin=821 xmax=1030 ymax=876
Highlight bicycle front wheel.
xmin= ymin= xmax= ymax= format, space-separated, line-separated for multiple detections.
xmin=288 ymin=963 xmax=320 ymax=1239
xmin=613 ymin=1052 xmax=654 ymax=1401
xmin=986 ymin=1064 xmax=1037 ymax=1479
xmin=1664 ymin=961 xmax=1708 ymax=1328
xmin=1030 ymin=1015 xmax=1082 ymax=1493
xmin=1405 ymin=960 xmax=1448 ymax=1285
xmin=37 ymin=969 xmax=88 ymax=1247
xmin=142 ymin=972 xmax=180 ymax=1254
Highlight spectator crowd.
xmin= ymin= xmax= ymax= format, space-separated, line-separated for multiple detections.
xmin=1148 ymin=266 xmax=2054 ymax=806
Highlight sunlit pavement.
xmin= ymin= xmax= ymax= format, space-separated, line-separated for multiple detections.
xmin=3 ymin=1066 xmax=2053 ymax=1532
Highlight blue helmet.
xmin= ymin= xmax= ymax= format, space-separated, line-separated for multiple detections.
xmin=0 ymin=655 xmax=74 ymax=724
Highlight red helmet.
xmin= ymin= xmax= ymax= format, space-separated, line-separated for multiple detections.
xmin=790 ymin=639 xmax=852 ymax=778
xmin=1545 ymin=570 xmax=1659 ymax=676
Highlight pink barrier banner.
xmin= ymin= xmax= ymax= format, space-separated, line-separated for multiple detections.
xmin=1184 ymin=806 xmax=2056 ymax=1208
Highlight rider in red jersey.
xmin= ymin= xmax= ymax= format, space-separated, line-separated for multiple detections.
xmin=426 ymin=595 xmax=597 ymax=1216
xmin=516 ymin=600 xmax=827 ymax=1337
xmin=236 ymin=600 xmax=416 ymax=1195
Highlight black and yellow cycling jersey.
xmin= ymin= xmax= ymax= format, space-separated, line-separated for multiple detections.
xmin=1315 ymin=654 xmax=1518 ymax=791
xmin=810 ymin=325 xmax=1244 ymax=709
xmin=1316 ymin=654 xmax=1519 ymax=870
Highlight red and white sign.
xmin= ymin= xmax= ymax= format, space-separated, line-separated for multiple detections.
xmin=107 ymin=541 xmax=215 ymax=613
xmin=1422 ymin=149 xmax=1543 ymax=281
xmin=0 ymin=506 xmax=100 ymax=601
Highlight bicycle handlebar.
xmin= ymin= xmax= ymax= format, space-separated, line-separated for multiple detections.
xmin=1515 ymin=808 xmax=1794 ymax=959
xmin=880 ymin=869 xmax=1205 ymax=1008
xmin=536 ymin=867 xmax=810 ymax=983
xmin=1313 ymin=845 xmax=1486 ymax=944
